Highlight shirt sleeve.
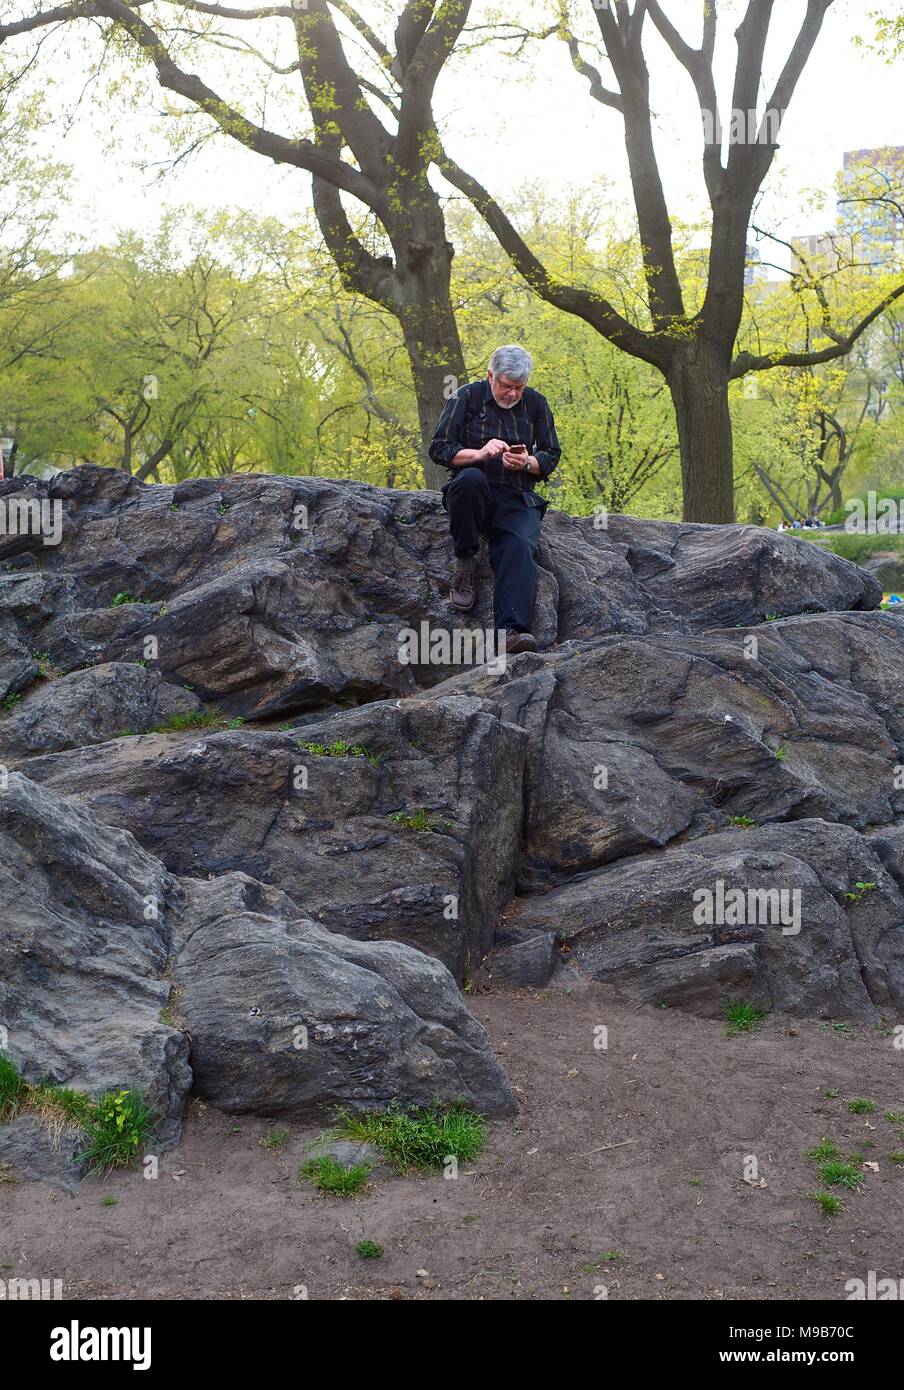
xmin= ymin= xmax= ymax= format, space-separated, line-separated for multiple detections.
xmin=428 ymin=387 xmax=473 ymax=470
xmin=532 ymin=395 xmax=561 ymax=481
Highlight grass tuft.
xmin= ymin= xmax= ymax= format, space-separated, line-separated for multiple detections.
xmin=721 ymin=998 xmax=768 ymax=1038
xmin=847 ymin=1098 xmax=876 ymax=1114
xmin=335 ymin=1102 xmax=485 ymax=1173
xmin=356 ymin=1240 xmax=383 ymax=1259
xmin=300 ymin=1155 xmax=370 ymax=1195
xmin=809 ymin=1189 xmax=843 ymax=1216
xmin=80 ymin=1089 xmax=156 ymax=1177
xmin=818 ymin=1159 xmax=864 ymax=1191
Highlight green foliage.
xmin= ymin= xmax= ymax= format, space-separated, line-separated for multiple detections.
xmin=818 ymin=1159 xmax=864 ymax=1191
xmin=809 ymin=1189 xmax=843 ymax=1216
xmin=805 ymin=1138 xmax=839 ymax=1162
xmin=259 ymin=1127 xmax=290 ymax=1151
xmin=1 ymin=692 xmax=22 ymax=712
xmin=80 ymin=1089 xmax=155 ymax=1177
xmin=300 ymin=1155 xmax=370 ymax=1195
xmin=356 ymin=1240 xmax=383 ymax=1259
xmin=722 ymin=999 xmax=768 ymax=1038
xmin=0 ymin=1051 xmax=27 ymax=1121
xmin=389 ymin=808 xmax=453 ymax=833
xmin=847 ymin=1098 xmax=876 ymax=1114
xmin=844 ymin=882 xmax=877 ymax=904
xmin=335 ymin=1103 xmax=485 ymax=1173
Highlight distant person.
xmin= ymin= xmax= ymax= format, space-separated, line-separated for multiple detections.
xmin=429 ymin=345 xmax=561 ymax=654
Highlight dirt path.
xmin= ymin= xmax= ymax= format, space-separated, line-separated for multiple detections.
xmin=3 ymin=984 xmax=903 ymax=1301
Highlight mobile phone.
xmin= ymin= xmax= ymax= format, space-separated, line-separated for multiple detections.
xmin=508 ymin=443 xmax=528 ymax=455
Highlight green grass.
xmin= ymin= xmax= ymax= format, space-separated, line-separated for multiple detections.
xmin=818 ymin=1159 xmax=864 ymax=1191
xmin=824 ymin=1088 xmax=839 ymax=1099
xmin=774 ymin=744 xmax=788 ymax=761
xmin=298 ymin=738 xmax=370 ymax=759
xmin=101 ymin=1195 xmax=118 ymax=1207
xmin=111 ymin=591 xmax=138 ymax=606
xmin=848 ymin=1098 xmax=876 ymax=1114
xmin=727 ymin=815 xmax=758 ymax=828
xmin=1 ymin=692 xmax=22 ymax=712
xmin=887 ymin=1151 xmax=904 ymax=1165
xmin=335 ymin=1102 xmax=486 ymax=1173
xmin=259 ymin=1127 xmax=290 ymax=1152
xmin=884 ymin=1111 xmax=904 ymax=1125
xmin=809 ymin=1189 xmax=843 ymax=1216
xmin=356 ymin=1240 xmax=383 ymax=1259
xmin=805 ymin=1138 xmax=839 ymax=1162
xmin=0 ymin=1052 xmax=27 ymax=1120
xmin=299 ymin=1155 xmax=370 ymax=1195
xmin=389 ymin=808 xmax=453 ymax=833
xmin=821 ymin=532 xmax=904 ymax=563
xmin=80 ymin=1089 xmax=156 ymax=1177
xmin=722 ymin=999 xmax=768 ymax=1038
xmin=151 ymin=706 xmax=223 ymax=733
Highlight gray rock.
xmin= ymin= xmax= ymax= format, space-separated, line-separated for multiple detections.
xmin=511 ymin=820 xmax=904 ymax=1019
xmin=0 ymin=1113 xmax=87 ymax=1190
xmin=0 ymin=662 xmax=200 ymax=758
xmin=18 ymin=695 xmax=526 ymax=978
xmin=172 ymin=876 xmax=517 ymax=1119
xmin=0 ymin=773 xmax=192 ymax=1170
xmin=482 ymin=931 xmax=558 ymax=987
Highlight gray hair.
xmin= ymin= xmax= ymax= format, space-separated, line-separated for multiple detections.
xmin=488 ymin=344 xmax=533 ymax=383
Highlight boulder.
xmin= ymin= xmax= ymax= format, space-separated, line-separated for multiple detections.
xmin=172 ymin=875 xmax=517 ymax=1118
xmin=16 ymin=694 xmax=527 ymax=978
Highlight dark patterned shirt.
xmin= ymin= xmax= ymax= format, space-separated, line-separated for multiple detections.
xmin=428 ymin=379 xmax=561 ymax=492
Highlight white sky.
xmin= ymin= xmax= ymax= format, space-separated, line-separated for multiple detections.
xmin=10 ymin=0 xmax=904 ymax=263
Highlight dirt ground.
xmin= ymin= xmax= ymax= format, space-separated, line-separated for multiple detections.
xmin=3 ymin=982 xmax=904 ymax=1302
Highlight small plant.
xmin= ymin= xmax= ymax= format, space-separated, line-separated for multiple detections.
xmin=728 ymin=815 xmax=757 ymax=828
xmin=774 ymin=744 xmax=788 ymax=761
xmin=260 ymin=1127 xmax=290 ymax=1152
xmin=884 ymin=1111 xmax=904 ymax=1125
xmin=80 ymin=1089 xmax=155 ymax=1177
xmin=111 ymin=592 xmax=137 ymax=606
xmin=226 ymin=717 xmax=244 ymax=730
xmin=818 ymin=1159 xmax=863 ymax=1191
xmin=805 ymin=1138 xmax=839 ymax=1162
xmin=102 ymin=1196 xmax=118 ymax=1208
xmin=389 ymin=808 xmax=453 ymax=833
xmin=844 ymin=881 xmax=877 ymax=904
xmin=810 ymin=1189 xmax=843 ymax=1216
xmin=763 ymin=613 xmax=782 ymax=623
xmin=0 ymin=1051 xmax=27 ymax=1121
xmin=602 ymin=1250 xmax=626 ymax=1262
xmin=297 ymin=738 xmax=370 ymax=759
xmin=151 ymin=706 xmax=222 ymax=734
xmin=688 ymin=1176 xmax=702 ymax=1186
xmin=722 ymin=998 xmax=767 ymax=1037
xmin=278 ymin=722 xmax=294 ymax=732
xmin=824 ymin=1088 xmax=839 ymax=1099
xmin=336 ymin=1102 xmax=485 ymax=1173
xmin=32 ymin=650 xmax=58 ymax=679
xmin=300 ymin=1155 xmax=370 ymax=1195
xmin=887 ymin=1151 xmax=904 ymax=1165
xmin=2 ymin=692 xmax=22 ymax=711
xmin=848 ymin=1098 xmax=876 ymax=1115
xmin=356 ymin=1240 xmax=383 ymax=1259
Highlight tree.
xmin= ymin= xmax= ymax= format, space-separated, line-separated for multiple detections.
xmin=0 ymin=0 xmax=474 ymax=488
xmin=433 ymin=0 xmax=904 ymax=521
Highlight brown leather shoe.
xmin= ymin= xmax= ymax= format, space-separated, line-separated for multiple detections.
xmin=450 ymin=566 xmax=477 ymax=611
xmin=503 ymin=629 xmax=538 ymax=655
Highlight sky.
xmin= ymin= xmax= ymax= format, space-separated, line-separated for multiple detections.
xmin=7 ymin=0 xmax=904 ymax=266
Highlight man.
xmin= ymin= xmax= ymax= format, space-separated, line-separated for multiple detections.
xmin=429 ymin=345 xmax=561 ymax=654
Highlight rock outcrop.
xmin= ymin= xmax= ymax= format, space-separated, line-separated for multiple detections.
xmin=0 ymin=464 xmax=900 ymax=1180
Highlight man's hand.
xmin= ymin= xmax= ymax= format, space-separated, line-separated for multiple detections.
xmin=479 ymin=438 xmax=509 ymax=461
xmin=502 ymin=446 xmax=537 ymax=473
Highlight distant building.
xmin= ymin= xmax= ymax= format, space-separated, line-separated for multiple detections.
xmin=839 ymin=146 xmax=904 ymax=263
xmin=744 ymin=244 xmax=769 ymax=287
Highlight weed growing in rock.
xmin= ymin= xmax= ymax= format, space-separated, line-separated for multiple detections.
xmin=728 ymin=815 xmax=757 ymax=828
xmin=0 ymin=1051 xmax=27 ymax=1119
xmin=389 ymin=809 xmax=454 ymax=833
xmin=844 ymin=881 xmax=876 ymax=904
xmin=300 ymin=1155 xmax=370 ymax=1195
xmin=151 ymin=706 xmax=223 ymax=733
xmin=774 ymin=744 xmax=788 ymax=761
xmin=335 ymin=1102 xmax=485 ymax=1172
xmin=2 ymin=692 xmax=22 ymax=712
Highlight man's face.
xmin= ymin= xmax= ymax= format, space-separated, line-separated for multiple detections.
xmin=488 ymin=371 xmax=527 ymax=409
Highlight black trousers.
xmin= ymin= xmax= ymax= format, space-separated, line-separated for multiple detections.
xmin=442 ymin=467 xmax=548 ymax=633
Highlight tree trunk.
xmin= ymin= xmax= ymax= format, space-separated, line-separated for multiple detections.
xmin=667 ymin=339 xmax=735 ymax=524
xmin=394 ymin=233 xmax=467 ymax=493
